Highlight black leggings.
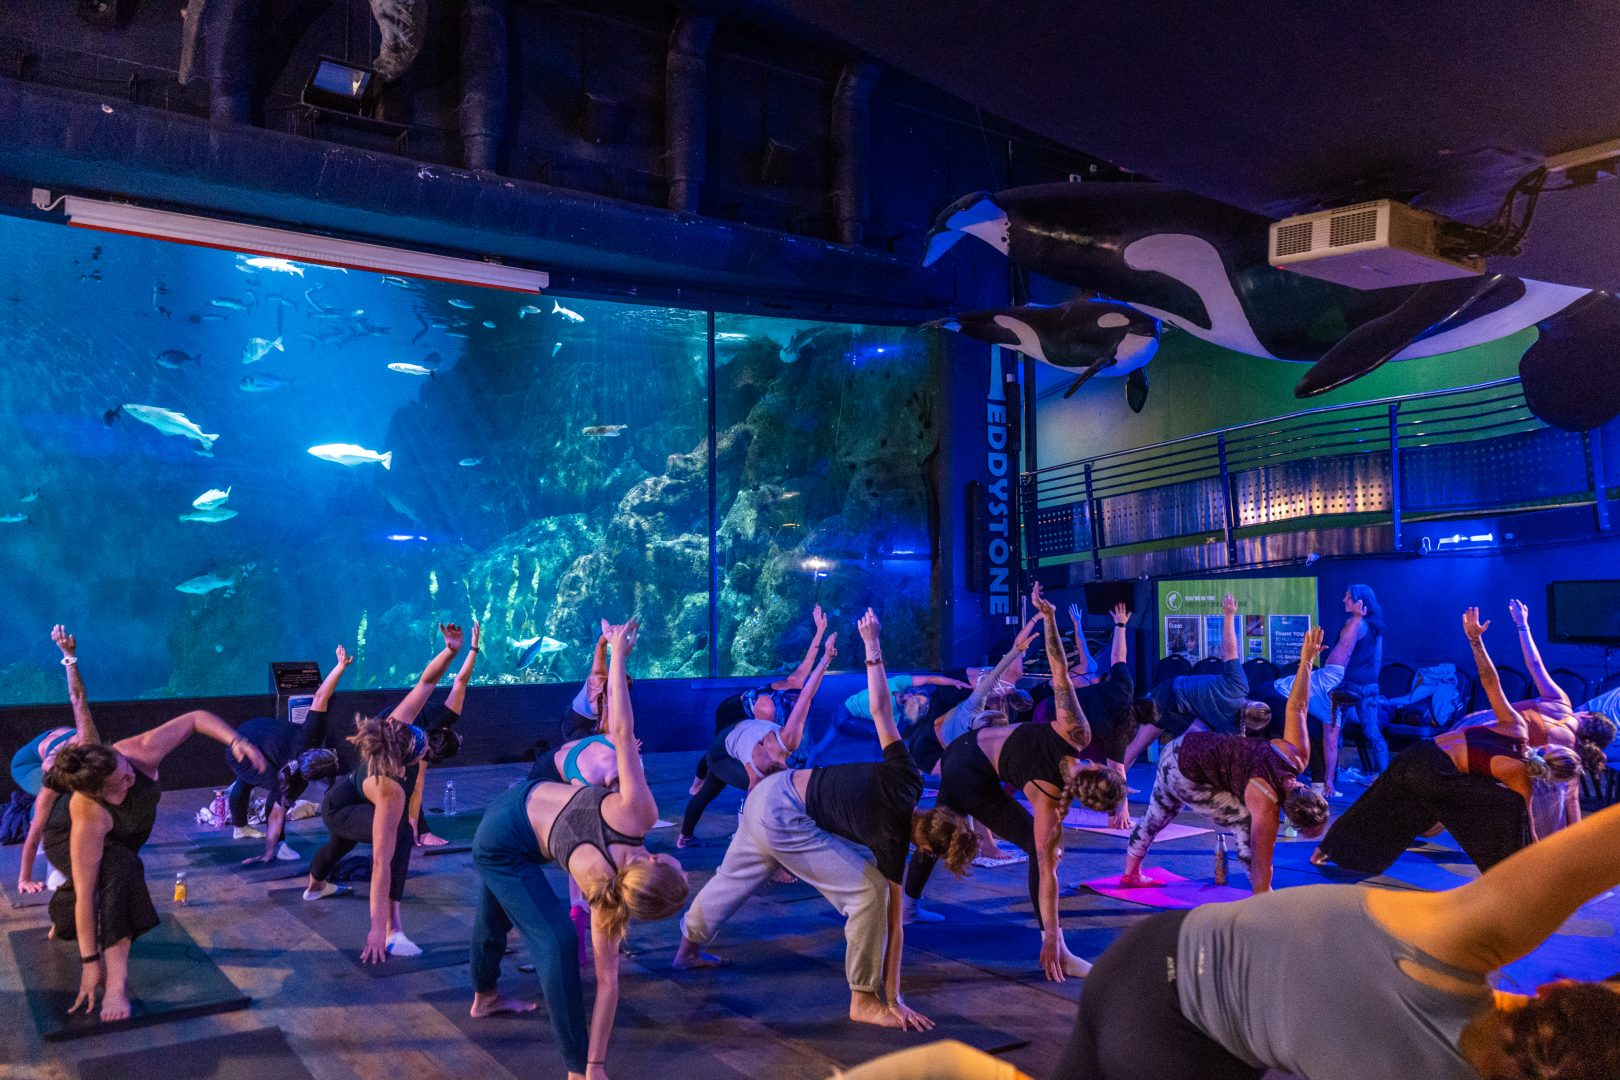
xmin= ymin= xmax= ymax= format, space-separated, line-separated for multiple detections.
xmin=1318 ymin=739 xmax=1531 ymax=874
xmin=310 ymin=778 xmax=413 ymax=901
xmin=904 ymin=736 xmax=1044 ymax=924
xmin=679 ymin=726 xmax=752 ymax=837
xmin=1055 ymin=909 xmax=1262 ymax=1080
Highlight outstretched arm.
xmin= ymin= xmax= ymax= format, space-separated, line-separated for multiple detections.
xmin=1066 ymin=603 xmax=1093 ymax=680
xmin=1463 ymin=608 xmax=1529 ymax=743
xmin=360 ymin=778 xmax=405 ymax=964
xmin=17 ymin=788 xmax=58 ymax=891
xmin=52 ymin=626 xmax=98 ymax=746
xmin=777 ymin=604 xmax=828 ymax=690
xmin=858 ymin=611 xmax=901 ymax=749
xmin=312 ymin=645 xmax=355 ymax=713
xmin=1034 ymin=584 xmax=1091 ymax=749
xmin=1508 ymin=599 xmax=1567 ymax=705
xmin=586 ymin=915 xmax=623 ymax=1074
xmin=388 ymin=624 xmax=463 ymax=725
xmin=446 ymin=623 xmax=481 ymax=714
xmin=961 ymin=618 xmax=1038 ymax=718
xmin=1220 ymin=593 xmax=1240 ymax=662
xmin=603 ymin=620 xmax=658 ymax=827
xmin=911 ymin=673 xmax=973 ymax=689
xmin=1031 ymin=791 xmax=1068 ymax=981
xmin=1107 ymin=603 xmax=1130 ymax=668
xmin=1281 ymin=626 xmax=1325 ymax=761
xmin=68 ymin=797 xmax=112 ymax=1010
xmin=780 ymin=636 xmax=837 ymax=752
xmin=116 ymin=710 xmax=265 ymax=778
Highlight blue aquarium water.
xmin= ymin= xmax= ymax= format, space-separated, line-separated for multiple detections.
xmin=0 ymin=214 xmax=938 ymax=704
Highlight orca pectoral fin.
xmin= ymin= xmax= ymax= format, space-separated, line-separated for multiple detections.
xmin=1520 ymin=289 xmax=1620 ymax=431
xmin=1294 ymin=274 xmax=1512 ymax=397
xmin=1126 ymin=369 xmax=1150 ymax=413
xmin=1062 ymin=358 xmax=1116 ymax=399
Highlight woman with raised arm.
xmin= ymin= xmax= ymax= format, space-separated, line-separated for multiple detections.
xmin=43 ymin=709 xmax=266 ymax=1021
xmin=705 ymin=604 xmax=829 ymax=737
xmin=16 ymin=626 xmax=99 ymax=894
xmin=674 ymin=609 xmax=976 ymax=1030
xmin=1067 ymin=602 xmax=1156 ymax=830
xmin=230 ymin=645 xmax=350 ymax=863
xmin=1314 ymin=608 xmax=1581 ymax=876
xmin=1058 ymin=801 xmax=1620 ymax=1080
xmin=303 ymin=624 xmax=463 ymax=962
xmin=1066 ymin=602 xmax=1103 ymax=688
xmin=468 ymin=617 xmax=689 ymax=1080
xmin=416 ymin=623 xmax=481 ymax=848
xmin=903 ymin=583 xmax=1127 ymax=981
xmin=908 ymin=618 xmax=1039 ymax=775
xmin=562 ymin=624 xmax=611 ymax=741
xmin=676 ymin=634 xmax=837 ymax=848
xmin=1121 ymin=627 xmax=1331 ymax=895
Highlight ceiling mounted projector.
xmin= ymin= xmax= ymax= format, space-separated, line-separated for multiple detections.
xmin=1268 ymin=199 xmax=1483 ymax=290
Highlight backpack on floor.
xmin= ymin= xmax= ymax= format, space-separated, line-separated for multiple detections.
xmin=0 ymin=791 xmax=32 ymax=844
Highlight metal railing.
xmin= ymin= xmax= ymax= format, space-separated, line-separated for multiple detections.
xmin=1021 ymin=377 xmax=1614 ymax=580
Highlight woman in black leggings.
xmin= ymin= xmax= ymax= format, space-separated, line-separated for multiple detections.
xmin=305 ymin=624 xmax=464 ymax=963
xmin=903 ymin=584 xmax=1126 ymax=980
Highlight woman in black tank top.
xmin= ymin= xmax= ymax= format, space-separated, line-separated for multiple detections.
xmin=903 ymin=585 xmax=1127 ymax=982
xmin=43 ymin=694 xmax=267 ymax=1024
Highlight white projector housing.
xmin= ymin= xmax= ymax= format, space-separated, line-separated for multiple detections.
xmin=1268 ymin=199 xmax=1483 ymax=290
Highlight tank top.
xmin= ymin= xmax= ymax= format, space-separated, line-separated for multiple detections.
xmin=562 ymin=734 xmax=615 ymax=783
xmin=352 ymin=754 xmax=421 ymax=800
xmin=995 ymin=722 xmax=1076 ymax=792
xmin=1460 ymin=726 xmax=1525 ymax=775
xmin=1177 ymin=885 xmax=1488 ymax=1080
xmin=546 ymin=784 xmax=643 ymax=869
xmin=1176 ymin=732 xmax=1300 ymax=801
xmin=44 ymin=765 xmax=163 ymax=852
xmin=1343 ymin=622 xmax=1381 ymax=684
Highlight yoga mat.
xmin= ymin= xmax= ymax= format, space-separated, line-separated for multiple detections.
xmin=1059 ymin=806 xmax=1210 ymax=841
xmin=75 ymin=1026 xmax=313 ymax=1080
xmin=899 ymin=901 xmax=1095 ymax=1002
xmin=971 ymin=843 xmax=1030 ymax=869
xmin=1081 ymin=867 xmax=1250 ymax=910
xmin=1268 ymin=841 xmax=1476 ymax=893
xmin=4 ymin=883 xmax=53 ymax=909
xmin=419 ymin=813 xmax=480 ymax=855
xmin=8 ymin=920 xmax=252 ymax=1042
xmin=266 ymin=887 xmax=470 ymax=978
xmin=420 ymin=985 xmax=757 ymax=1080
xmin=633 ymin=943 xmax=1025 ymax=1066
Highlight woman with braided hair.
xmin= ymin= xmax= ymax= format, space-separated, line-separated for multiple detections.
xmin=902 ymin=582 xmax=1127 ymax=980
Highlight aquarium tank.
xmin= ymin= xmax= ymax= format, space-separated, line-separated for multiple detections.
xmin=0 ymin=213 xmax=941 ymax=704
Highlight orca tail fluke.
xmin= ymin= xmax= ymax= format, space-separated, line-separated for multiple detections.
xmin=1520 ymin=289 xmax=1620 ymax=431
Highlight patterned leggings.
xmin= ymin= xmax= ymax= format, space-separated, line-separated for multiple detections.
xmin=1126 ymin=738 xmax=1254 ymax=866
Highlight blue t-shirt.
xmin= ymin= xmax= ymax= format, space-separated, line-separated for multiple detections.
xmin=843 ymin=675 xmax=915 ymax=720
xmin=1151 ymin=659 xmax=1249 ymax=735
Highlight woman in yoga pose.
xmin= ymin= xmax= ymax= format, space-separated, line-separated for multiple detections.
xmin=676 ymin=633 xmax=837 ymax=847
xmin=1314 ymin=608 xmax=1581 ymax=876
xmin=1121 ymin=627 xmax=1331 ymax=895
xmin=1058 ymin=801 xmax=1620 ymax=1080
xmin=304 ymin=624 xmax=464 ymax=962
xmin=903 ymin=583 xmax=1127 ymax=980
xmin=907 ymin=618 xmax=1039 ymax=775
xmin=415 ymin=623 xmax=480 ymax=848
xmin=1322 ymin=584 xmax=1387 ymax=781
xmin=674 ymin=609 xmax=977 ymax=1030
xmin=467 ymin=617 xmax=688 ymax=1080
xmin=1064 ymin=603 xmax=1153 ymax=830
xmin=43 ymin=709 xmax=266 ymax=1021
xmin=16 ymin=626 xmax=99 ymax=895
xmin=230 ymin=645 xmax=349 ymax=863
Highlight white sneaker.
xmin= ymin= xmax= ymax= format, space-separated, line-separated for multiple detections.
xmin=233 ymin=825 xmax=266 ymax=840
xmin=275 ymin=843 xmax=299 ymax=861
xmin=1281 ymin=823 xmax=1299 ymax=838
xmin=386 ymin=931 xmax=423 ymax=957
xmin=901 ymin=896 xmax=944 ymax=924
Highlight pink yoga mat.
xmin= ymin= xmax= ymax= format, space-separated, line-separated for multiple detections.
xmin=1082 ymin=867 xmax=1251 ymax=909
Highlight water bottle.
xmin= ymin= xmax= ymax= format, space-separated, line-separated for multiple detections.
xmin=1213 ymin=833 xmax=1229 ymax=886
xmin=443 ymin=781 xmax=457 ymax=816
xmin=173 ymin=871 xmax=188 ymax=906
xmin=210 ymin=790 xmax=227 ymax=825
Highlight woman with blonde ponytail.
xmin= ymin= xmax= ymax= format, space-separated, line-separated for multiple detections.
xmin=467 ymin=617 xmax=687 ymax=1080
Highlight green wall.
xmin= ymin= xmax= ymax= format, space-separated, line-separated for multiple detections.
xmin=1035 ymin=327 xmax=1535 ymax=467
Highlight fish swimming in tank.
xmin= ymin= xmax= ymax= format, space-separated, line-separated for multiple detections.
xmin=211 ymin=297 xmax=249 ymax=312
xmin=510 ymin=635 xmax=568 ymax=669
xmin=551 ymin=300 xmax=585 ymax=323
xmin=156 ymin=349 xmax=202 ymax=370
xmin=518 ymin=305 xmax=543 ymax=319
xmin=386 ymin=362 xmax=435 ymax=377
xmin=448 ymin=299 xmax=475 ymax=310
xmin=104 ymin=404 xmax=219 ymax=455
xmin=240 ymin=373 xmax=291 ymax=392
xmin=237 ymin=256 xmax=305 ymax=276
xmin=19 ymin=489 xmax=39 ymax=503
xmin=580 ymin=424 xmax=627 ymax=438
xmin=551 ymin=342 xmax=562 ymax=357
xmin=0 ymin=512 xmax=28 ymax=524
xmin=458 ymin=457 xmax=483 ymax=467
xmin=178 ymin=507 xmax=238 ymax=524
xmin=175 ymin=571 xmax=236 ymax=596
xmin=308 ymin=443 xmax=393 ymax=470
xmin=193 ymin=487 xmax=231 ymax=510
xmin=482 ymin=321 xmax=496 ymax=329
xmin=242 ymin=336 xmax=284 ymax=365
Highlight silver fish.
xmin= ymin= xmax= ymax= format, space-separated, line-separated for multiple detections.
xmin=387 ymin=362 xmax=435 ymax=377
xmin=240 ymin=373 xmax=290 ymax=392
xmin=179 ymin=507 xmax=238 ymax=524
xmin=193 ymin=487 xmax=231 ymax=510
xmin=0 ymin=512 xmax=28 ymax=525
xmin=19 ymin=489 xmax=39 ymax=503
xmin=242 ymin=336 xmax=284 ymax=365
xmin=510 ymin=635 xmax=568 ymax=668
xmin=238 ymin=256 xmax=305 ymax=277
xmin=176 ymin=571 xmax=235 ymax=595
xmin=308 ymin=443 xmax=393 ymax=470
xmin=580 ymin=424 xmax=627 ymax=438
xmin=104 ymin=404 xmax=219 ymax=454
xmin=482 ymin=321 xmax=496 ymax=329
xmin=156 ymin=349 xmax=201 ymax=369
xmin=551 ymin=300 xmax=584 ymax=323
xmin=459 ymin=457 xmax=483 ymax=467
xmin=551 ymin=342 xmax=562 ymax=357
xmin=518 ymin=305 xmax=543 ymax=319
xmin=448 ymin=299 xmax=475 ymax=310
xmin=211 ymin=297 xmax=248 ymax=311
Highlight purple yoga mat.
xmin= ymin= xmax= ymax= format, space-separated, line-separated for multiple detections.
xmin=1081 ymin=867 xmax=1250 ymax=909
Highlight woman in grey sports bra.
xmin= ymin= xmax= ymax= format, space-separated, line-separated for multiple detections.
xmin=468 ymin=618 xmax=690 ymax=1080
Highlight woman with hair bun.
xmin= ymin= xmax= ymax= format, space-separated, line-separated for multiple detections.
xmin=303 ymin=624 xmax=465 ymax=963
xmin=16 ymin=625 xmax=100 ymax=896
xmin=467 ymin=617 xmax=688 ymax=1079
xmin=675 ymin=608 xmax=975 ymax=1031
xmin=42 ymin=702 xmax=266 ymax=1022
xmin=903 ymin=583 xmax=1128 ymax=981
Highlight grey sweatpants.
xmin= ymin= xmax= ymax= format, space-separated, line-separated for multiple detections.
xmin=681 ymin=770 xmax=888 ymax=993
xmin=1126 ymin=737 xmax=1256 ymax=867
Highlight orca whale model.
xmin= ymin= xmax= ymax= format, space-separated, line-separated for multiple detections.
xmin=924 ymin=182 xmax=1620 ymax=430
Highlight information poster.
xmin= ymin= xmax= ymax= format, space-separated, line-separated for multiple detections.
xmin=1157 ymin=578 xmax=1319 ymax=665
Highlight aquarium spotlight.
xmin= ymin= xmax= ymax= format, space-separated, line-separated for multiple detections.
xmin=34 ymin=190 xmax=548 ymax=294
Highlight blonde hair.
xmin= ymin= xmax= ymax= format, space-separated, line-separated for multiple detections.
xmin=1525 ymin=745 xmax=1581 ymax=784
xmin=348 ymin=713 xmax=415 ymax=779
xmin=584 ymin=859 xmax=688 ymax=941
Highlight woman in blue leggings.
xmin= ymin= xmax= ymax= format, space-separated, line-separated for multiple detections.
xmin=468 ymin=617 xmax=689 ymax=1079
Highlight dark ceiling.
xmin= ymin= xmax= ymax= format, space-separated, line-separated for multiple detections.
xmin=725 ymin=1 xmax=1620 ymax=291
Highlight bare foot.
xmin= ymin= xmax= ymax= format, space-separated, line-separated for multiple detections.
xmin=418 ymin=833 xmax=450 ymax=848
xmin=1310 ymin=849 xmax=1329 ymax=866
xmin=1059 ymin=951 xmax=1092 ymax=978
xmin=100 ymin=987 xmax=131 ymax=1022
xmin=470 ymin=992 xmax=537 ymax=1018
xmin=849 ymin=991 xmax=903 ymax=1028
xmin=673 ymin=940 xmax=728 ymax=970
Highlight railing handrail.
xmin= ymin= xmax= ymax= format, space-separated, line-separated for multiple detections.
xmin=1026 ymin=375 xmax=1527 ymax=478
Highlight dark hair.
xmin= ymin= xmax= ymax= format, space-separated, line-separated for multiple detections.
xmin=1577 ymin=713 xmax=1616 ymax=778
xmin=44 ymin=743 xmax=120 ymax=795
xmin=425 ymin=727 xmax=463 ymax=764
xmin=1005 ymin=689 xmax=1034 ymax=714
xmin=1346 ymin=583 xmax=1384 ymax=634
xmin=297 ymin=748 xmax=340 ymax=782
xmin=913 ymin=807 xmax=977 ymax=877
xmin=1238 ymin=701 xmax=1272 ymax=733
xmin=1282 ymin=785 xmax=1330 ymax=832
xmin=1499 ymin=980 xmax=1620 ymax=1079
xmin=1061 ymin=762 xmax=1127 ymax=816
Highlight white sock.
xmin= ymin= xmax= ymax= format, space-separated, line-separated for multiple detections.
xmin=275 ymin=843 xmax=299 ymax=861
xmin=303 ymin=882 xmax=341 ymax=900
xmin=386 ymin=931 xmax=423 ymax=957
xmin=45 ymin=866 xmax=67 ymax=890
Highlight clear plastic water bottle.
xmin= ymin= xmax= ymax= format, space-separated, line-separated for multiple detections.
xmin=210 ymin=790 xmax=227 ymax=825
xmin=174 ymin=871 xmax=188 ymax=906
xmin=443 ymin=780 xmax=457 ymax=816
xmin=1213 ymin=833 xmax=1229 ymax=886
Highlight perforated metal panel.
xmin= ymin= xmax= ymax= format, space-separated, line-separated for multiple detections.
xmin=1402 ymin=428 xmax=1587 ymax=512
xmin=1233 ymin=452 xmax=1391 ymax=525
xmin=1098 ymin=478 xmax=1227 ymax=548
xmin=1030 ymin=501 xmax=1091 ymax=558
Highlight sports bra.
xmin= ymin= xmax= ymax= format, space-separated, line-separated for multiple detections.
xmin=1460 ymin=726 xmax=1525 ymax=775
xmin=547 ymin=784 xmax=643 ymax=869
xmin=562 ymin=734 xmax=615 ymax=783
xmin=995 ymin=721 xmax=1076 ymax=795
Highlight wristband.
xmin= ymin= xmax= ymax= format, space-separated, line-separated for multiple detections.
xmin=864 ymin=658 xmax=885 ymax=666
xmin=1114 ymin=621 xmax=1128 ymax=628
xmin=61 ymin=656 xmax=78 ymax=667
xmin=80 ymin=952 xmax=101 ymax=964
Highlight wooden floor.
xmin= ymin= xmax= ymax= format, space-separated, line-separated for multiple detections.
xmin=4 ymin=752 xmax=1617 ymax=1080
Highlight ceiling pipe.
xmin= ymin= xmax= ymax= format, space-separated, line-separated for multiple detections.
xmin=460 ymin=0 xmax=509 ymax=172
xmin=831 ymin=61 xmax=881 ymax=246
xmin=665 ymin=13 xmax=718 ymax=213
